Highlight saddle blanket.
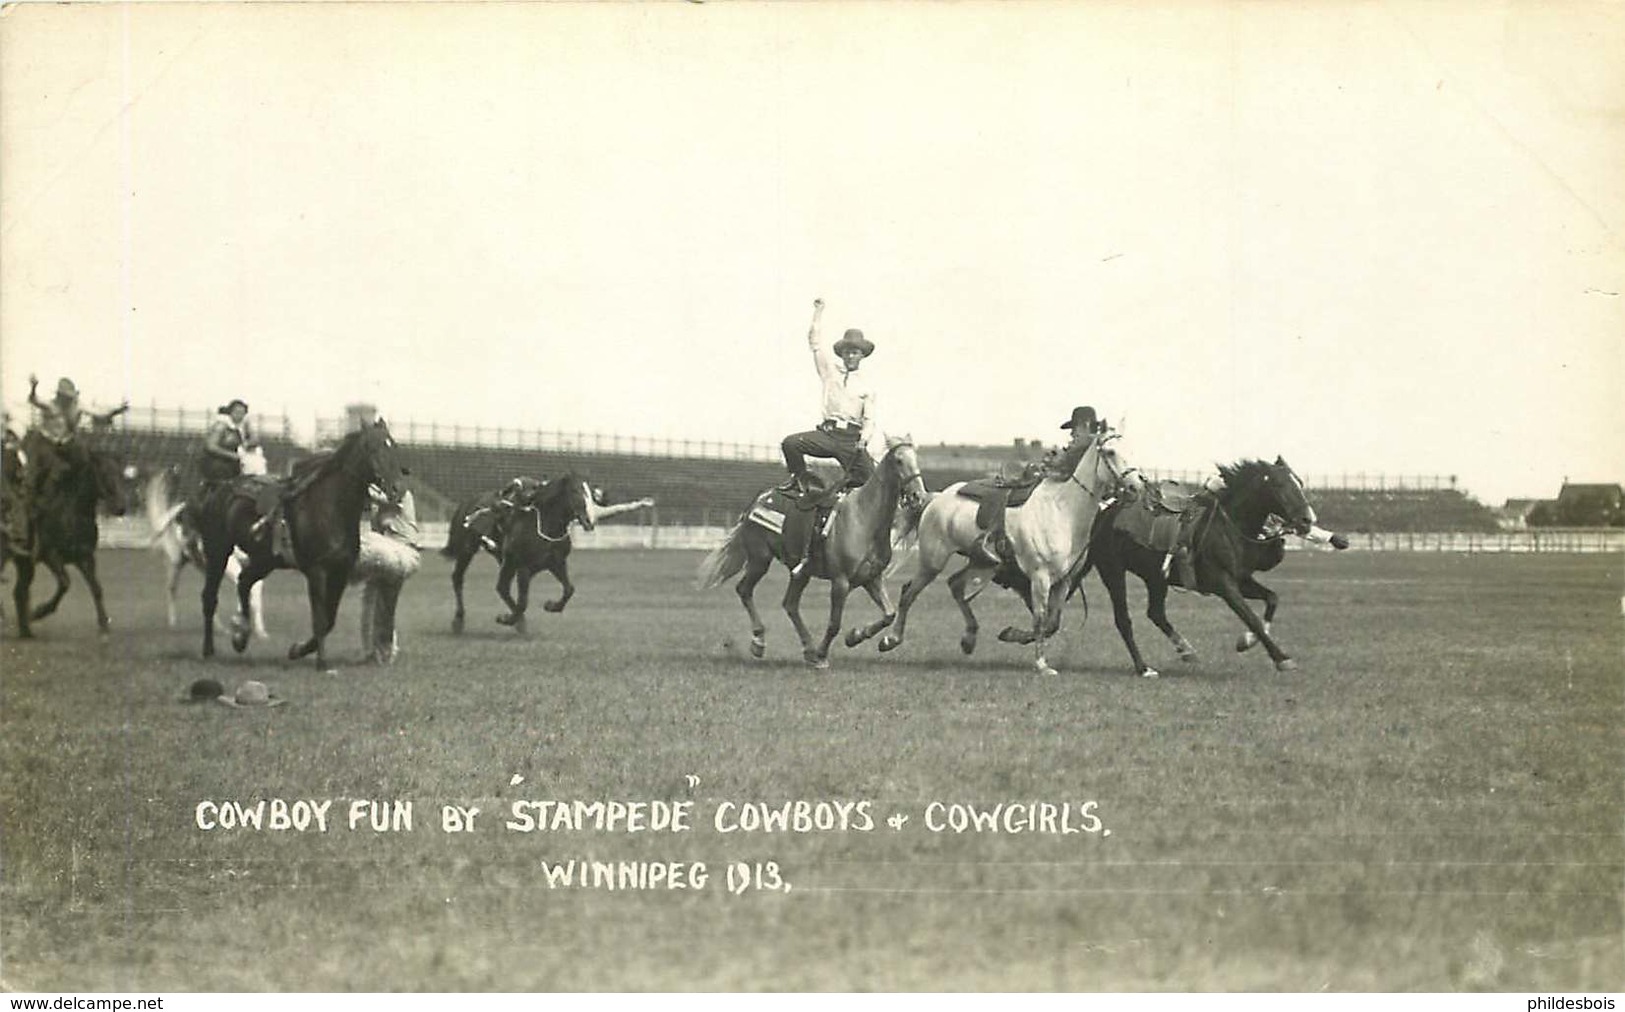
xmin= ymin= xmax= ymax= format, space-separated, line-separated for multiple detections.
xmin=1113 ymin=498 xmax=1185 ymax=555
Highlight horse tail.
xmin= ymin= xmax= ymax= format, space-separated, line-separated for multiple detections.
xmin=145 ymin=473 xmax=184 ymax=546
xmin=694 ymin=519 xmax=748 ymax=590
xmin=439 ymin=505 xmax=465 ymax=557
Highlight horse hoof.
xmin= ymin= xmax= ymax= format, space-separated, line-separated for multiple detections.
xmin=749 ymin=639 xmax=766 ymax=659
xmin=807 ymin=656 xmax=830 ymax=671
xmin=844 ymin=629 xmax=863 ymax=649
xmin=997 ymin=627 xmax=1021 ymax=643
xmin=451 ymin=615 xmax=464 ymax=634
xmin=543 ymin=601 xmax=565 ymax=614
xmin=959 ymin=634 xmax=977 ymax=655
xmin=1139 ymin=667 xmax=1161 ymax=679
xmin=1235 ymin=633 xmax=1258 ymax=653
xmin=495 ymin=614 xmax=515 ymax=626
xmin=877 ymin=634 xmax=900 ymax=653
xmin=1037 ymin=663 xmax=1059 ymax=677
xmin=1276 ymin=658 xmax=1298 ymax=672
xmin=286 ymin=644 xmax=302 ymax=660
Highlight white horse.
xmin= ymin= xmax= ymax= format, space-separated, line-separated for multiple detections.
xmin=147 ymin=446 xmax=269 ymax=639
xmin=878 ymin=431 xmax=1138 ymax=675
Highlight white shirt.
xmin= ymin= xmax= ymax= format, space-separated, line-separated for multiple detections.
xmin=809 ymin=320 xmax=879 ymax=445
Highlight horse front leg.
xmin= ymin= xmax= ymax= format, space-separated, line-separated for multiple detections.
xmin=1100 ymin=556 xmax=1160 ymax=678
xmin=949 ymin=562 xmax=999 ymax=654
xmin=1144 ymin=570 xmax=1198 ymax=666
xmin=450 ymin=550 xmax=473 ymax=634
xmin=844 ymin=579 xmax=895 ymax=649
xmin=1213 ymin=574 xmax=1293 ymax=671
xmin=1029 ymin=573 xmax=1067 ymax=677
xmin=233 ymin=558 xmax=275 ymax=654
xmin=814 ymin=575 xmax=851 ymax=667
xmin=12 ymin=557 xmax=35 ymax=639
xmin=28 ymin=561 xmax=70 ymax=623
xmin=734 ymin=552 xmax=773 ymax=658
xmin=878 ymin=557 xmax=947 ymax=654
xmin=74 ymin=556 xmax=111 ymax=634
xmin=200 ymin=545 xmax=231 ymax=658
xmin=542 ymin=559 xmax=573 ymax=613
xmin=494 ymin=561 xmax=526 ymax=633
xmin=1233 ymin=576 xmax=1280 ymax=655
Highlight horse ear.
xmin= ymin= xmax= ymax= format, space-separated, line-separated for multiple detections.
xmin=1275 ymin=455 xmax=1288 ymax=467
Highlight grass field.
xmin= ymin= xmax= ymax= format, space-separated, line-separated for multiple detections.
xmin=2 ymin=547 xmax=1620 ymax=991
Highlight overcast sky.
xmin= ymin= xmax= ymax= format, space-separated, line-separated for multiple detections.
xmin=3 ymin=1 xmax=1620 ymax=505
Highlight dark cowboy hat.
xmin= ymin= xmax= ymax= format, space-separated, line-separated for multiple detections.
xmin=180 ymin=678 xmax=226 ymax=703
xmin=832 ymin=329 xmax=875 ymax=358
xmin=218 ymin=399 xmax=249 ymax=415
xmin=1060 ymin=406 xmax=1099 ymax=431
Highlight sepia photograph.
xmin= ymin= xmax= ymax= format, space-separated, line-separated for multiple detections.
xmin=1 ymin=0 xmax=1621 ymax=993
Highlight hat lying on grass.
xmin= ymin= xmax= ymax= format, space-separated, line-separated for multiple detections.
xmin=217 ymin=680 xmax=285 ymax=708
xmin=181 ymin=679 xmax=286 ymax=708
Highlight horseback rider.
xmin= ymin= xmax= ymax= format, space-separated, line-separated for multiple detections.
xmin=198 ymin=399 xmax=260 ymax=483
xmin=15 ymin=376 xmax=129 ymax=554
xmin=781 ymin=298 xmax=879 ymax=496
xmin=968 ymin=405 xmax=1107 ymax=566
xmin=464 ymin=475 xmax=547 ymax=552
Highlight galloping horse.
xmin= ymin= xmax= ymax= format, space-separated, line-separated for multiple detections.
xmin=1077 ymin=457 xmax=1348 ymax=677
xmin=147 ymin=445 xmax=269 ymax=639
xmin=879 ymin=432 xmax=1137 ymax=675
xmin=10 ymin=432 xmax=129 ymax=638
xmin=194 ymin=419 xmax=410 ymax=670
xmin=487 ymin=474 xmax=597 ymax=634
xmin=696 ymin=437 xmax=927 ymax=669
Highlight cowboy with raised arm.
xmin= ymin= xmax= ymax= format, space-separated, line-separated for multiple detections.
xmin=781 ymin=298 xmax=879 ymax=494
xmin=15 ymin=376 xmax=129 ymax=554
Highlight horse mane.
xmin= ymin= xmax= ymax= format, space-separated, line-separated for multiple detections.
xmin=1215 ymin=459 xmax=1272 ymax=500
xmin=291 ymin=427 xmax=369 ymax=479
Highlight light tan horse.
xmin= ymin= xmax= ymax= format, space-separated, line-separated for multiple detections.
xmin=879 ymin=431 xmax=1138 ymax=675
xmin=696 ymin=437 xmax=928 ymax=669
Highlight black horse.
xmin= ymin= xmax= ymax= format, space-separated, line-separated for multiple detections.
xmin=9 ymin=432 xmax=129 ymax=638
xmin=194 ymin=419 xmax=410 ymax=670
xmin=484 ymin=474 xmax=595 ymax=634
xmin=1077 ymin=457 xmax=1347 ymax=677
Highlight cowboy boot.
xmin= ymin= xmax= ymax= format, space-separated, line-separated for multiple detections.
xmin=969 ymin=529 xmax=1003 ymax=567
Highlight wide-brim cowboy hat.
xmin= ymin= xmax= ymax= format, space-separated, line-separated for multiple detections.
xmin=54 ymin=378 xmax=80 ymax=401
xmin=216 ymin=680 xmax=286 ymax=708
xmin=832 ymin=329 xmax=875 ymax=358
xmin=180 ymin=678 xmax=226 ymax=703
xmin=218 ymin=399 xmax=249 ymax=415
xmin=1060 ymin=406 xmax=1098 ymax=430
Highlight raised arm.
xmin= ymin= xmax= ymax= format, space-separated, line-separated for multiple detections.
xmin=806 ymin=298 xmax=836 ymax=381
xmin=91 ymin=402 xmax=130 ymax=428
xmin=26 ymin=375 xmax=46 ymax=411
xmin=587 ymin=496 xmax=656 ymax=523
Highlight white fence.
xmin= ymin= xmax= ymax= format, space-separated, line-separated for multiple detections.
xmin=96 ymin=518 xmax=1622 ymax=554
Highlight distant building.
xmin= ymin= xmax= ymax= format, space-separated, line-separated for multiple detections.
xmin=1555 ymin=482 xmax=1625 ymax=527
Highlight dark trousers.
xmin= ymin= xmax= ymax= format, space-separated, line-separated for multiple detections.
xmin=782 ymin=428 xmax=874 ymax=487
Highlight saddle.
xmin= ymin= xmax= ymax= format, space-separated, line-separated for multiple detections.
xmin=749 ymin=480 xmax=845 ymax=571
xmin=232 ymin=474 xmax=296 ymax=561
xmin=956 ymin=467 xmax=1044 ymax=533
xmin=1113 ymin=481 xmax=1209 ymax=555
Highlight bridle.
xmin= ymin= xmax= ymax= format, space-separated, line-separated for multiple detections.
xmin=1065 ymin=434 xmax=1139 ymax=501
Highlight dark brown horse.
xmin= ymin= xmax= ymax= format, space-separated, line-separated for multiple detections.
xmin=194 ymin=419 xmax=410 ymax=671
xmin=9 ymin=432 xmax=129 ymax=638
xmin=490 ymin=474 xmax=595 ymax=634
xmin=1077 ymin=457 xmax=1348 ymax=677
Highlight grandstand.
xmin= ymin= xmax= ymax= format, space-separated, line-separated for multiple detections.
xmin=50 ymin=407 xmax=1555 ymax=538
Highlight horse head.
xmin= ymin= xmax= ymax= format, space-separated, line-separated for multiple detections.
xmin=1218 ymin=457 xmax=1317 ymax=536
xmin=882 ymin=434 xmax=929 ymax=511
xmin=90 ymin=451 xmax=130 ymax=517
xmin=356 ymin=418 xmax=411 ymax=502
xmin=1068 ymin=431 xmax=1140 ymax=502
xmin=538 ymin=472 xmax=595 ymax=532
